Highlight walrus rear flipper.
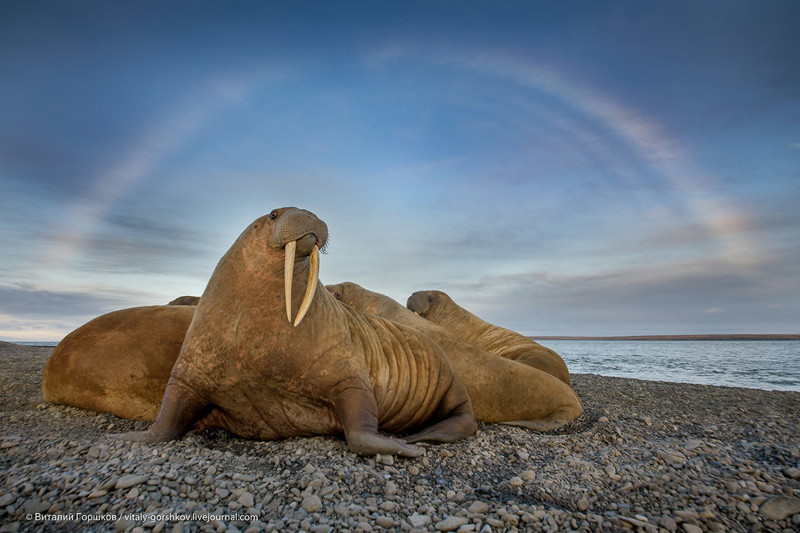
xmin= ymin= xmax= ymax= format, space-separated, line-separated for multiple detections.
xmin=406 ymin=379 xmax=477 ymax=444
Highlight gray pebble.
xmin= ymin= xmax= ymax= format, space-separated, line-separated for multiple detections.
xmin=20 ymin=498 xmax=48 ymax=515
xmin=660 ymin=515 xmax=678 ymax=531
xmin=376 ymin=515 xmax=394 ymax=527
xmin=115 ymin=474 xmax=149 ymax=489
xmin=759 ymin=496 xmax=800 ymax=520
xmin=468 ymin=500 xmax=489 ymax=514
xmin=301 ymin=495 xmax=323 ymax=513
xmin=408 ymin=514 xmax=432 ymax=528
xmin=435 ymin=516 xmax=469 ymax=531
xmin=238 ymin=491 xmax=255 ymax=507
xmin=115 ymin=518 xmax=136 ymax=533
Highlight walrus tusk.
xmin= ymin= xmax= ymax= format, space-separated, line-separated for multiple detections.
xmin=284 ymin=240 xmax=296 ymax=322
xmin=284 ymin=242 xmax=320 ymax=327
xmin=294 ymin=245 xmax=319 ymax=327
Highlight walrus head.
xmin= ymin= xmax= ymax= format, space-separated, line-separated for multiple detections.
xmin=261 ymin=207 xmax=328 ymax=327
xmin=406 ymin=290 xmax=443 ymax=317
xmin=327 ymin=282 xmax=385 ymax=316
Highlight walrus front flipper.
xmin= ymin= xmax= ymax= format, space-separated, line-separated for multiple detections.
xmin=112 ymin=379 xmax=208 ymax=443
xmin=331 ymin=381 xmax=424 ymax=457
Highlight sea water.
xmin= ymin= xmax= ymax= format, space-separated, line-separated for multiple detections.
xmin=538 ymin=340 xmax=800 ymax=392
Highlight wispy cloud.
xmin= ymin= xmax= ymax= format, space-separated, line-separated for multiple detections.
xmin=0 ymin=282 xmax=142 ymax=318
xmin=41 ymin=71 xmax=267 ymax=271
xmin=367 ymin=44 xmax=762 ymax=268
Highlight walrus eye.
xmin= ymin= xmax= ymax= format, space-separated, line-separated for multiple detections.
xmin=427 ymin=294 xmax=434 ymax=303
xmin=269 ymin=210 xmax=279 ymax=220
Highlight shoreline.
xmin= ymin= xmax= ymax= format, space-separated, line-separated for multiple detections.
xmin=1 ymin=344 xmax=800 ymax=532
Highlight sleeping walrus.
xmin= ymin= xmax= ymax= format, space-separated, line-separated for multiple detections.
xmin=115 ymin=207 xmax=476 ymax=457
xmin=407 ymin=290 xmax=571 ymax=384
xmin=42 ymin=294 xmax=200 ymax=420
xmin=328 ymin=282 xmax=583 ymax=430
xmin=41 ymin=305 xmax=192 ymax=420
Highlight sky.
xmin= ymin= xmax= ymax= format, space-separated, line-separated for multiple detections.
xmin=1 ymin=1 xmax=798 ymax=341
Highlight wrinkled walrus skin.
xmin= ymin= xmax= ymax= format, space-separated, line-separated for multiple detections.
xmin=328 ymin=282 xmax=583 ymax=431
xmin=407 ymin=290 xmax=571 ymax=385
xmin=116 ymin=208 xmax=476 ymax=457
xmin=42 ymin=305 xmax=193 ymax=420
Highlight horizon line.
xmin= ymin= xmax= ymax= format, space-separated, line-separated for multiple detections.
xmin=531 ymin=334 xmax=800 ymax=341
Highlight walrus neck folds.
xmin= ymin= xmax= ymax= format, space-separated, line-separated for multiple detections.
xmin=284 ymin=240 xmax=320 ymax=327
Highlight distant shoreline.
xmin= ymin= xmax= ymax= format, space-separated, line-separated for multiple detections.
xmin=532 ymin=334 xmax=800 ymax=341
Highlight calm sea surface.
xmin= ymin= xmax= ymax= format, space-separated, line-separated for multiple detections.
xmin=538 ymin=340 xmax=800 ymax=392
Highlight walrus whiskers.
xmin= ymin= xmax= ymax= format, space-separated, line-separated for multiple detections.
xmin=284 ymin=241 xmax=320 ymax=327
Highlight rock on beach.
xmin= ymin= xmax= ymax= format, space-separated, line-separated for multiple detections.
xmin=1 ymin=341 xmax=800 ymax=532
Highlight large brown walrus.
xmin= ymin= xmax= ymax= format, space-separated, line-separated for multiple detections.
xmin=407 ymin=290 xmax=572 ymax=385
xmin=115 ymin=207 xmax=476 ymax=457
xmin=41 ymin=305 xmax=192 ymax=420
xmin=327 ymin=282 xmax=583 ymax=430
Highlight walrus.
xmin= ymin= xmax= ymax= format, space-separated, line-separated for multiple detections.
xmin=168 ymin=295 xmax=201 ymax=306
xmin=327 ymin=282 xmax=583 ymax=430
xmin=407 ymin=290 xmax=571 ymax=385
xmin=115 ymin=207 xmax=476 ymax=457
xmin=42 ymin=305 xmax=193 ymax=420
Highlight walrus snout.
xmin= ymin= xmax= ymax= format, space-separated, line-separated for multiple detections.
xmin=294 ymin=233 xmax=319 ymax=257
xmin=276 ymin=208 xmax=329 ymax=252
xmin=269 ymin=207 xmax=329 ymax=328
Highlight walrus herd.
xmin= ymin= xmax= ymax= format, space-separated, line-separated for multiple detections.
xmin=42 ymin=207 xmax=583 ymax=456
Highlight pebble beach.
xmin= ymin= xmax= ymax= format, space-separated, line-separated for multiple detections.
xmin=1 ymin=341 xmax=799 ymax=533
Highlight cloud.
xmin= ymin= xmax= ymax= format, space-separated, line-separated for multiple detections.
xmin=364 ymin=43 xmax=763 ymax=268
xmin=0 ymin=282 xmax=139 ymax=318
xmin=43 ymin=207 xmax=218 ymax=276
xmin=0 ymin=135 xmax=91 ymax=195
xmin=37 ymin=68 xmax=270 ymax=276
xmin=0 ymin=279 xmax=186 ymax=342
xmin=427 ymin=250 xmax=800 ymax=335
